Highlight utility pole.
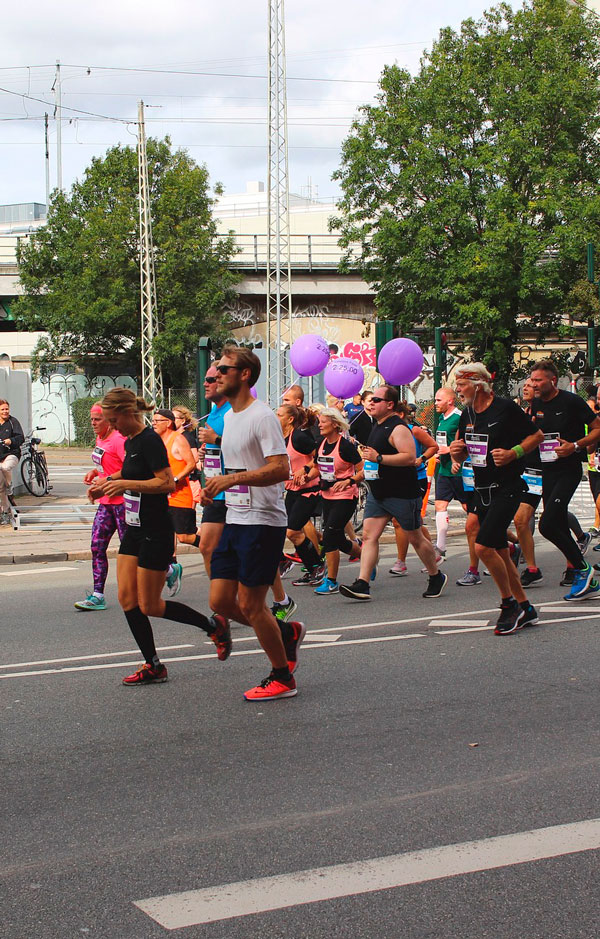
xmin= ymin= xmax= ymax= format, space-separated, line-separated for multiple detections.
xmin=137 ymin=100 xmax=163 ymax=405
xmin=266 ymin=0 xmax=293 ymax=407
xmin=44 ymin=113 xmax=50 ymax=208
xmin=53 ymin=61 xmax=62 ymax=192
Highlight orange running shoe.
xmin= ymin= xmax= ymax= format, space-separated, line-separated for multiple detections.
xmin=283 ymin=620 xmax=306 ymax=674
xmin=244 ymin=672 xmax=297 ymax=701
xmin=122 ymin=663 xmax=168 ymax=685
xmin=209 ymin=614 xmax=232 ymax=661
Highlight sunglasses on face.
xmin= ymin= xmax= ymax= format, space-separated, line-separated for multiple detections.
xmin=216 ymin=364 xmax=243 ymax=375
xmin=370 ymin=396 xmax=389 ymax=404
xmin=204 ymin=376 xmax=218 ymax=384
xmin=152 ymin=418 xmax=169 ymax=424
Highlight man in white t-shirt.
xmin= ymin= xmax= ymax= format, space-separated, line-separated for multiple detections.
xmin=202 ymin=344 xmax=307 ymax=700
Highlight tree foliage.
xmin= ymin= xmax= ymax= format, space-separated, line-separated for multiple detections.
xmin=15 ymin=138 xmax=238 ymax=385
xmin=332 ymin=0 xmax=600 ymax=374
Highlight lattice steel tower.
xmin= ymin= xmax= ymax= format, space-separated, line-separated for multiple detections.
xmin=137 ymin=100 xmax=164 ymax=405
xmin=266 ymin=0 xmax=293 ymax=406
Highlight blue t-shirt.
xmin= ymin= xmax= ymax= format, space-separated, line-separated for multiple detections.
xmin=205 ymin=401 xmax=232 ymax=501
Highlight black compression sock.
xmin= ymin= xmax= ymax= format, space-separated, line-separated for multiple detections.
xmin=163 ymin=600 xmax=212 ymax=634
xmin=192 ymin=534 xmax=200 ymax=548
xmin=295 ymin=537 xmax=322 ymax=572
xmin=124 ymin=606 xmax=157 ymax=664
xmin=273 ymin=665 xmax=292 ymax=682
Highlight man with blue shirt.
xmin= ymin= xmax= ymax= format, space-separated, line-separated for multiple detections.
xmin=197 ymin=365 xmax=232 ymax=575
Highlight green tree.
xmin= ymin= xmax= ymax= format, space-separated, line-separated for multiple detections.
xmin=332 ymin=0 xmax=600 ymax=375
xmin=15 ymin=138 xmax=238 ymax=386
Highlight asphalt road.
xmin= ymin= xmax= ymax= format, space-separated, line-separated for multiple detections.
xmin=2 ymin=537 xmax=600 ymax=938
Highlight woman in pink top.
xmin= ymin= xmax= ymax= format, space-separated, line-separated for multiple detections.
xmin=75 ymin=404 xmax=127 ymax=611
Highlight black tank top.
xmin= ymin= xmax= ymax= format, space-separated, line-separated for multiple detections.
xmin=367 ymin=414 xmax=419 ymax=500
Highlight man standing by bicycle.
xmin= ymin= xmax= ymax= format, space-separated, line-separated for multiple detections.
xmin=0 ymin=399 xmax=24 ymax=525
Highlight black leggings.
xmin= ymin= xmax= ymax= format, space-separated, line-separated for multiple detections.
xmin=322 ymin=497 xmax=357 ymax=554
xmin=539 ymin=466 xmax=584 ymax=569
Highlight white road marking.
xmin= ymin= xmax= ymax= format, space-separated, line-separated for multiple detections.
xmin=429 ymin=620 xmax=490 ymax=629
xmin=435 ymin=626 xmax=493 ymax=635
xmin=542 ymin=606 xmax=600 ymax=613
xmin=303 ymin=633 xmax=341 ymax=642
xmin=134 ymin=817 xmax=600 ymax=929
xmin=434 ymin=612 xmax=600 ymax=635
xmin=0 ymin=566 xmax=78 ymax=577
xmin=0 ymin=645 xmax=194 ymax=670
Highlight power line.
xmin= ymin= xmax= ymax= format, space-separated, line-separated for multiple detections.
xmin=61 ymin=63 xmax=379 ymax=85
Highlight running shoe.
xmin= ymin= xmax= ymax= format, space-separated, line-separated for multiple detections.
xmin=588 ymin=527 xmax=600 ymax=538
xmin=563 ymin=563 xmax=594 ymax=601
xmin=208 ymin=614 xmax=232 ymax=660
xmin=349 ymin=538 xmax=362 ymax=562
xmin=422 ymin=570 xmax=448 ymax=598
xmin=244 ymin=671 xmax=297 ymax=700
xmin=456 ymin=570 xmax=481 ymax=586
xmin=421 ymin=549 xmax=446 ymax=572
xmin=509 ymin=543 xmax=522 ymax=568
xmin=577 ymin=532 xmax=592 ymax=556
xmin=283 ymin=550 xmax=302 ymax=565
xmin=494 ymin=599 xmax=524 ymax=635
xmin=560 ymin=568 xmax=575 ymax=586
xmin=0 ymin=512 xmax=11 ymax=526
xmin=519 ymin=602 xmax=539 ymax=628
xmin=389 ymin=560 xmax=408 ymax=576
xmin=165 ymin=562 xmax=183 ymax=597
xmin=292 ymin=564 xmax=325 ymax=587
xmin=284 ymin=620 xmax=306 ymax=673
xmin=278 ymin=558 xmax=295 ymax=577
xmin=122 ymin=662 xmax=168 ymax=685
xmin=340 ymin=578 xmax=371 ymax=600
xmin=271 ymin=597 xmax=298 ymax=622
xmin=74 ymin=594 xmax=107 ymax=611
xmin=564 ymin=575 xmax=600 ymax=602
xmin=520 ymin=568 xmax=543 ymax=588
xmin=314 ymin=577 xmax=339 ymax=595
xmin=593 ymin=542 xmax=600 ymax=552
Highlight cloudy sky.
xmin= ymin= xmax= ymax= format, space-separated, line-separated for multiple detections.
xmin=1 ymin=0 xmax=520 ymax=208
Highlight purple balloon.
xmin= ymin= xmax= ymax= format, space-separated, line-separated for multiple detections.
xmin=290 ymin=333 xmax=330 ymax=377
xmin=324 ymin=357 xmax=364 ymax=399
xmin=378 ymin=338 xmax=424 ymax=385
xmin=250 ymin=386 xmax=257 ymax=398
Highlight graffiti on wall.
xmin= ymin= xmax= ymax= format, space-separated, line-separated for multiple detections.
xmin=32 ymin=373 xmax=137 ymax=444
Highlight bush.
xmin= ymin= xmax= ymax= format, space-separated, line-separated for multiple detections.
xmin=71 ymin=397 xmax=100 ymax=448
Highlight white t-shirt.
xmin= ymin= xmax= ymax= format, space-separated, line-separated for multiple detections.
xmin=221 ymin=399 xmax=288 ymax=526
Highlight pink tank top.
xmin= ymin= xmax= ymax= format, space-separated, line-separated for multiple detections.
xmin=317 ymin=436 xmax=358 ymax=501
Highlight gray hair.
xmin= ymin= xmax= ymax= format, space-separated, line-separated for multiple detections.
xmin=318 ymin=406 xmax=350 ymax=434
xmin=453 ymin=362 xmax=493 ymax=394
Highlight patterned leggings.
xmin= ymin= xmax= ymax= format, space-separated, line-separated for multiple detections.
xmin=91 ymin=503 xmax=127 ymax=593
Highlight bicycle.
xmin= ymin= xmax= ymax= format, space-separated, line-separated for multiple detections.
xmin=19 ymin=428 xmax=51 ymax=496
xmin=352 ymin=481 xmax=368 ymax=534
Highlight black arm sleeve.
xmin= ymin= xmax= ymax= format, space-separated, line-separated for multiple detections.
xmin=339 ymin=437 xmax=362 ymax=465
xmin=291 ymin=428 xmax=317 ymax=457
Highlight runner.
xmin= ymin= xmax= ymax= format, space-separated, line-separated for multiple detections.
xmin=203 ymin=345 xmax=306 ymax=701
xmin=0 ymin=398 xmax=24 ymax=525
xmin=196 ymin=365 xmax=232 ymax=576
xmin=514 ymin=378 xmax=544 ymax=588
xmin=89 ymin=387 xmax=230 ymax=685
xmin=312 ymin=407 xmax=363 ymax=595
xmin=172 ymin=405 xmax=202 ymax=503
xmin=76 ymin=404 xmax=127 ymax=611
xmin=152 ymin=408 xmax=198 ymax=597
xmin=449 ymin=363 xmax=543 ymax=634
xmin=528 ymin=359 xmax=600 ymax=600
xmin=340 ymin=385 xmax=447 ymax=601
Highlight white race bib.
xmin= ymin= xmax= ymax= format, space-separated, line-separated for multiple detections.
xmin=364 ymin=459 xmax=379 ymax=480
xmin=91 ymin=445 xmax=105 ymax=467
xmin=204 ymin=447 xmax=223 ymax=479
xmin=124 ymin=490 xmax=141 ymax=527
xmin=317 ymin=456 xmax=336 ymax=482
xmin=461 ymin=461 xmax=474 ymax=491
xmin=436 ymin=431 xmax=447 ymax=448
xmin=465 ymin=433 xmax=489 ymax=467
xmin=224 ymin=468 xmax=251 ymax=508
xmin=540 ymin=433 xmax=560 ymax=463
xmin=522 ymin=468 xmax=542 ymax=495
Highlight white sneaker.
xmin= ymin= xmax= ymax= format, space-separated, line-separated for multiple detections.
xmin=389 ymin=560 xmax=408 ymax=576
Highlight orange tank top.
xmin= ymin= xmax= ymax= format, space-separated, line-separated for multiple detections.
xmin=165 ymin=432 xmax=194 ymax=509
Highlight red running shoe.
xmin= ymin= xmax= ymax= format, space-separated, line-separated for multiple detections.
xmin=244 ymin=672 xmax=297 ymax=700
xmin=122 ymin=663 xmax=168 ymax=685
xmin=209 ymin=614 xmax=232 ymax=661
xmin=284 ymin=620 xmax=306 ymax=674
xmin=283 ymin=551 xmax=302 ymax=564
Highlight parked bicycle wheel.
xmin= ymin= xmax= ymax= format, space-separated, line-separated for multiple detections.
xmin=352 ymin=482 xmax=368 ymax=534
xmin=20 ymin=455 xmax=48 ymax=496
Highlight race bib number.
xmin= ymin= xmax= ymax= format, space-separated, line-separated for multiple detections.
xmin=364 ymin=459 xmax=379 ymax=480
xmin=124 ymin=490 xmax=141 ymax=527
xmin=204 ymin=447 xmax=223 ymax=479
xmin=522 ymin=467 xmax=542 ymax=495
xmin=461 ymin=461 xmax=475 ymax=491
xmin=540 ymin=433 xmax=560 ymax=463
xmin=465 ymin=433 xmax=489 ymax=467
xmin=224 ymin=468 xmax=251 ymax=508
xmin=317 ymin=456 xmax=336 ymax=482
xmin=91 ymin=445 xmax=105 ymax=467
xmin=436 ymin=431 xmax=447 ymax=448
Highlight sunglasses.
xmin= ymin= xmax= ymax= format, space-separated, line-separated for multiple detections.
xmin=216 ymin=364 xmax=243 ymax=375
xmin=370 ymin=396 xmax=389 ymax=404
xmin=152 ymin=418 xmax=169 ymax=423
xmin=204 ymin=376 xmax=218 ymax=384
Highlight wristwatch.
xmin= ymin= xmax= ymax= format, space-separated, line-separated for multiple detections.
xmin=573 ymin=442 xmax=581 ymax=453
xmin=106 ymin=475 xmax=113 ymax=482
xmin=375 ymin=453 xmax=383 ymax=464
xmin=174 ymin=476 xmax=179 ymax=484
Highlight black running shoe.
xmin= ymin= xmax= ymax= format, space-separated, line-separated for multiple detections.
xmin=339 ymin=578 xmax=371 ymax=600
xmin=494 ymin=599 xmax=524 ymax=635
xmin=422 ymin=570 xmax=447 ymax=598
xmin=520 ymin=568 xmax=543 ymax=587
xmin=560 ymin=568 xmax=575 ymax=586
xmin=292 ymin=564 xmax=325 ymax=587
xmin=519 ymin=602 xmax=539 ymax=628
